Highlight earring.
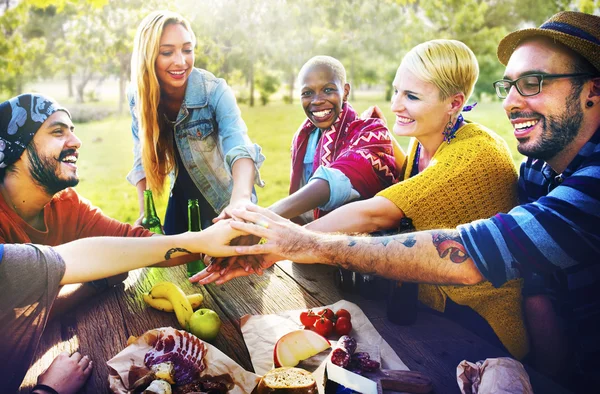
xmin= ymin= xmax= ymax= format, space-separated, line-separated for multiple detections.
xmin=586 ymin=101 xmax=594 ymax=108
xmin=442 ymin=116 xmax=455 ymax=144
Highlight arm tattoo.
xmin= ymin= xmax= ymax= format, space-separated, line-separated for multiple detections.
xmin=431 ymin=231 xmax=469 ymax=263
xmin=164 ymin=247 xmax=192 ymax=260
xmin=400 ymin=234 xmax=416 ymax=247
xmin=348 ymin=234 xmax=416 ymax=248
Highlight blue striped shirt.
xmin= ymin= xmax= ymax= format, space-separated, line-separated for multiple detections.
xmin=458 ymin=126 xmax=600 ymax=377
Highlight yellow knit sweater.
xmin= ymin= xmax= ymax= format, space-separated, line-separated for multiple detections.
xmin=377 ymin=122 xmax=529 ymax=359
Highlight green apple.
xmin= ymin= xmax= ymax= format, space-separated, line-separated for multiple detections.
xmin=188 ymin=308 xmax=221 ymax=341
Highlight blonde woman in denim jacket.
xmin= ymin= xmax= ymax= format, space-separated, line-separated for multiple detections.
xmin=128 ymin=10 xmax=264 ymax=234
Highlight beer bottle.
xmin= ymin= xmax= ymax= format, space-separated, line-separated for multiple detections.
xmin=387 ymin=217 xmax=419 ymax=325
xmin=186 ymin=199 xmax=206 ymax=277
xmin=141 ymin=189 xmax=164 ymax=234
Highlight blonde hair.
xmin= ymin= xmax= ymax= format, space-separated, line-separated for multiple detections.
xmin=130 ymin=10 xmax=196 ymax=195
xmin=401 ymin=39 xmax=479 ymax=106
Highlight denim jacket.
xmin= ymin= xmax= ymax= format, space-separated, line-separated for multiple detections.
xmin=127 ymin=68 xmax=265 ymax=213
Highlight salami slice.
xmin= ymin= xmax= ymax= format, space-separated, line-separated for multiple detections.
xmin=144 ymin=328 xmax=207 ymax=385
xmin=330 ymin=347 xmax=351 ymax=367
xmin=330 ymin=335 xmax=357 ymax=367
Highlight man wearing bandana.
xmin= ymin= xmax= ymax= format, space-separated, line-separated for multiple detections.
xmin=0 ymin=93 xmax=154 ymax=393
xmin=0 ymin=93 xmax=247 ymax=393
xmin=0 ymin=94 xmax=153 ymax=306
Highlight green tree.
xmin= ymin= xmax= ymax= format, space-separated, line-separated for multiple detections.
xmin=0 ymin=3 xmax=46 ymax=96
xmin=256 ymin=72 xmax=281 ymax=105
xmin=189 ymin=0 xmax=288 ymax=107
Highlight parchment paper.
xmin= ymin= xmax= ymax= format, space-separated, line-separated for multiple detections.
xmin=107 ymin=327 xmax=260 ymax=394
xmin=456 ymin=357 xmax=533 ymax=394
xmin=239 ymin=300 xmax=408 ymax=376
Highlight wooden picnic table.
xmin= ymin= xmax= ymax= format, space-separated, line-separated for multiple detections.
xmin=19 ymin=261 xmax=570 ymax=393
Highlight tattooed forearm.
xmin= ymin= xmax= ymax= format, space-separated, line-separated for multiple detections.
xmin=431 ymin=231 xmax=469 ymax=263
xmin=349 ymin=234 xmax=416 ymax=248
xmin=164 ymin=247 xmax=192 ymax=260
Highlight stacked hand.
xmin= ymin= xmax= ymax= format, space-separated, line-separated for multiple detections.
xmin=200 ymin=234 xmax=270 ymax=282
xmin=191 ymin=249 xmax=280 ymax=285
xmin=193 ymin=219 xmax=248 ymax=257
xmin=212 ymin=197 xmax=256 ymax=223
xmin=189 ymin=204 xmax=320 ymax=285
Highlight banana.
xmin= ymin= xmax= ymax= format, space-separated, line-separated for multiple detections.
xmin=148 ymin=281 xmax=193 ymax=329
xmin=143 ymin=292 xmax=204 ymax=312
xmin=187 ymin=293 xmax=204 ymax=309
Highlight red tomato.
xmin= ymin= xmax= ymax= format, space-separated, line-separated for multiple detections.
xmin=318 ymin=308 xmax=335 ymax=320
xmin=300 ymin=310 xmax=318 ymax=327
xmin=334 ymin=316 xmax=352 ymax=336
xmin=313 ymin=317 xmax=334 ymax=337
xmin=335 ymin=309 xmax=351 ymax=321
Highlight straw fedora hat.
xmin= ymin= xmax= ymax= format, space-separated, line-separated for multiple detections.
xmin=497 ymin=11 xmax=600 ymax=72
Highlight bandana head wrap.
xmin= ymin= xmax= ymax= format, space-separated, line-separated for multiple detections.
xmin=0 ymin=93 xmax=70 ymax=169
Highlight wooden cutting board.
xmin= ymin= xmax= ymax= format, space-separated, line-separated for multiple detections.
xmin=362 ymin=369 xmax=433 ymax=393
xmin=302 ymin=342 xmax=433 ymax=394
xmin=325 ymin=361 xmax=433 ymax=394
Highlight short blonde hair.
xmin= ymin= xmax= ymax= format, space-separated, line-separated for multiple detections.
xmin=401 ymin=39 xmax=479 ymax=104
xmin=130 ymin=10 xmax=196 ymax=195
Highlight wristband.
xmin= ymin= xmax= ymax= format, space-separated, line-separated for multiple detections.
xmin=31 ymin=384 xmax=59 ymax=394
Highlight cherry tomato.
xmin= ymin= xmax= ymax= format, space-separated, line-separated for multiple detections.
xmin=313 ymin=317 xmax=334 ymax=337
xmin=335 ymin=308 xmax=351 ymax=321
xmin=300 ymin=310 xmax=318 ymax=327
xmin=318 ymin=308 xmax=335 ymax=320
xmin=334 ymin=316 xmax=352 ymax=336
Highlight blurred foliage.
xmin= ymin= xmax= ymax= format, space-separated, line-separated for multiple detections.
xmin=257 ymin=72 xmax=281 ymax=106
xmin=1 ymin=0 xmax=598 ymax=106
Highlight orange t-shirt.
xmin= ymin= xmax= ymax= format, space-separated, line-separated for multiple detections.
xmin=0 ymin=188 xmax=151 ymax=244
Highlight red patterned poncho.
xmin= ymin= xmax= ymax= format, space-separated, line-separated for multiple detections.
xmin=289 ymin=102 xmax=399 ymax=219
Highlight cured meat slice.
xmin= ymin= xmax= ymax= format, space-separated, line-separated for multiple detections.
xmin=144 ymin=328 xmax=207 ymax=385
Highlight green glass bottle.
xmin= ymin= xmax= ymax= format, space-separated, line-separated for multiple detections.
xmin=187 ymin=199 xmax=206 ymax=277
xmin=141 ymin=189 xmax=164 ymax=234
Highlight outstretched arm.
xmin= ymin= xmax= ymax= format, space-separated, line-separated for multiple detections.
xmin=228 ymin=205 xmax=485 ymax=286
xmin=214 ymin=158 xmax=256 ymax=222
xmin=269 ymin=178 xmax=330 ymax=220
xmin=54 ymin=220 xmax=243 ymax=285
xmin=306 ymin=196 xmax=404 ymax=234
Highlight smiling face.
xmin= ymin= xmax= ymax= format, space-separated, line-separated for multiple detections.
xmin=25 ymin=111 xmax=81 ymax=195
xmin=155 ymin=23 xmax=194 ymax=94
xmin=502 ymin=38 xmax=586 ymax=161
xmin=390 ymin=64 xmax=453 ymax=139
xmin=300 ymin=64 xmax=350 ymax=130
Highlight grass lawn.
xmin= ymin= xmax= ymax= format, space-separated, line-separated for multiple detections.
xmin=73 ymin=97 xmax=523 ymax=224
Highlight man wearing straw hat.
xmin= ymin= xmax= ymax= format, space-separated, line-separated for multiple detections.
xmin=199 ymin=11 xmax=600 ymax=391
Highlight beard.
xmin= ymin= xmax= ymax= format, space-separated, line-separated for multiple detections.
xmin=26 ymin=143 xmax=79 ymax=195
xmin=515 ymin=87 xmax=583 ymax=162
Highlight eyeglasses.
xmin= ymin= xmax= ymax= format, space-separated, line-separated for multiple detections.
xmin=493 ymin=73 xmax=593 ymax=99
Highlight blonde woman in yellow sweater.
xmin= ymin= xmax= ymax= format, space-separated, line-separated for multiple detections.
xmin=306 ymin=40 xmax=526 ymax=359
